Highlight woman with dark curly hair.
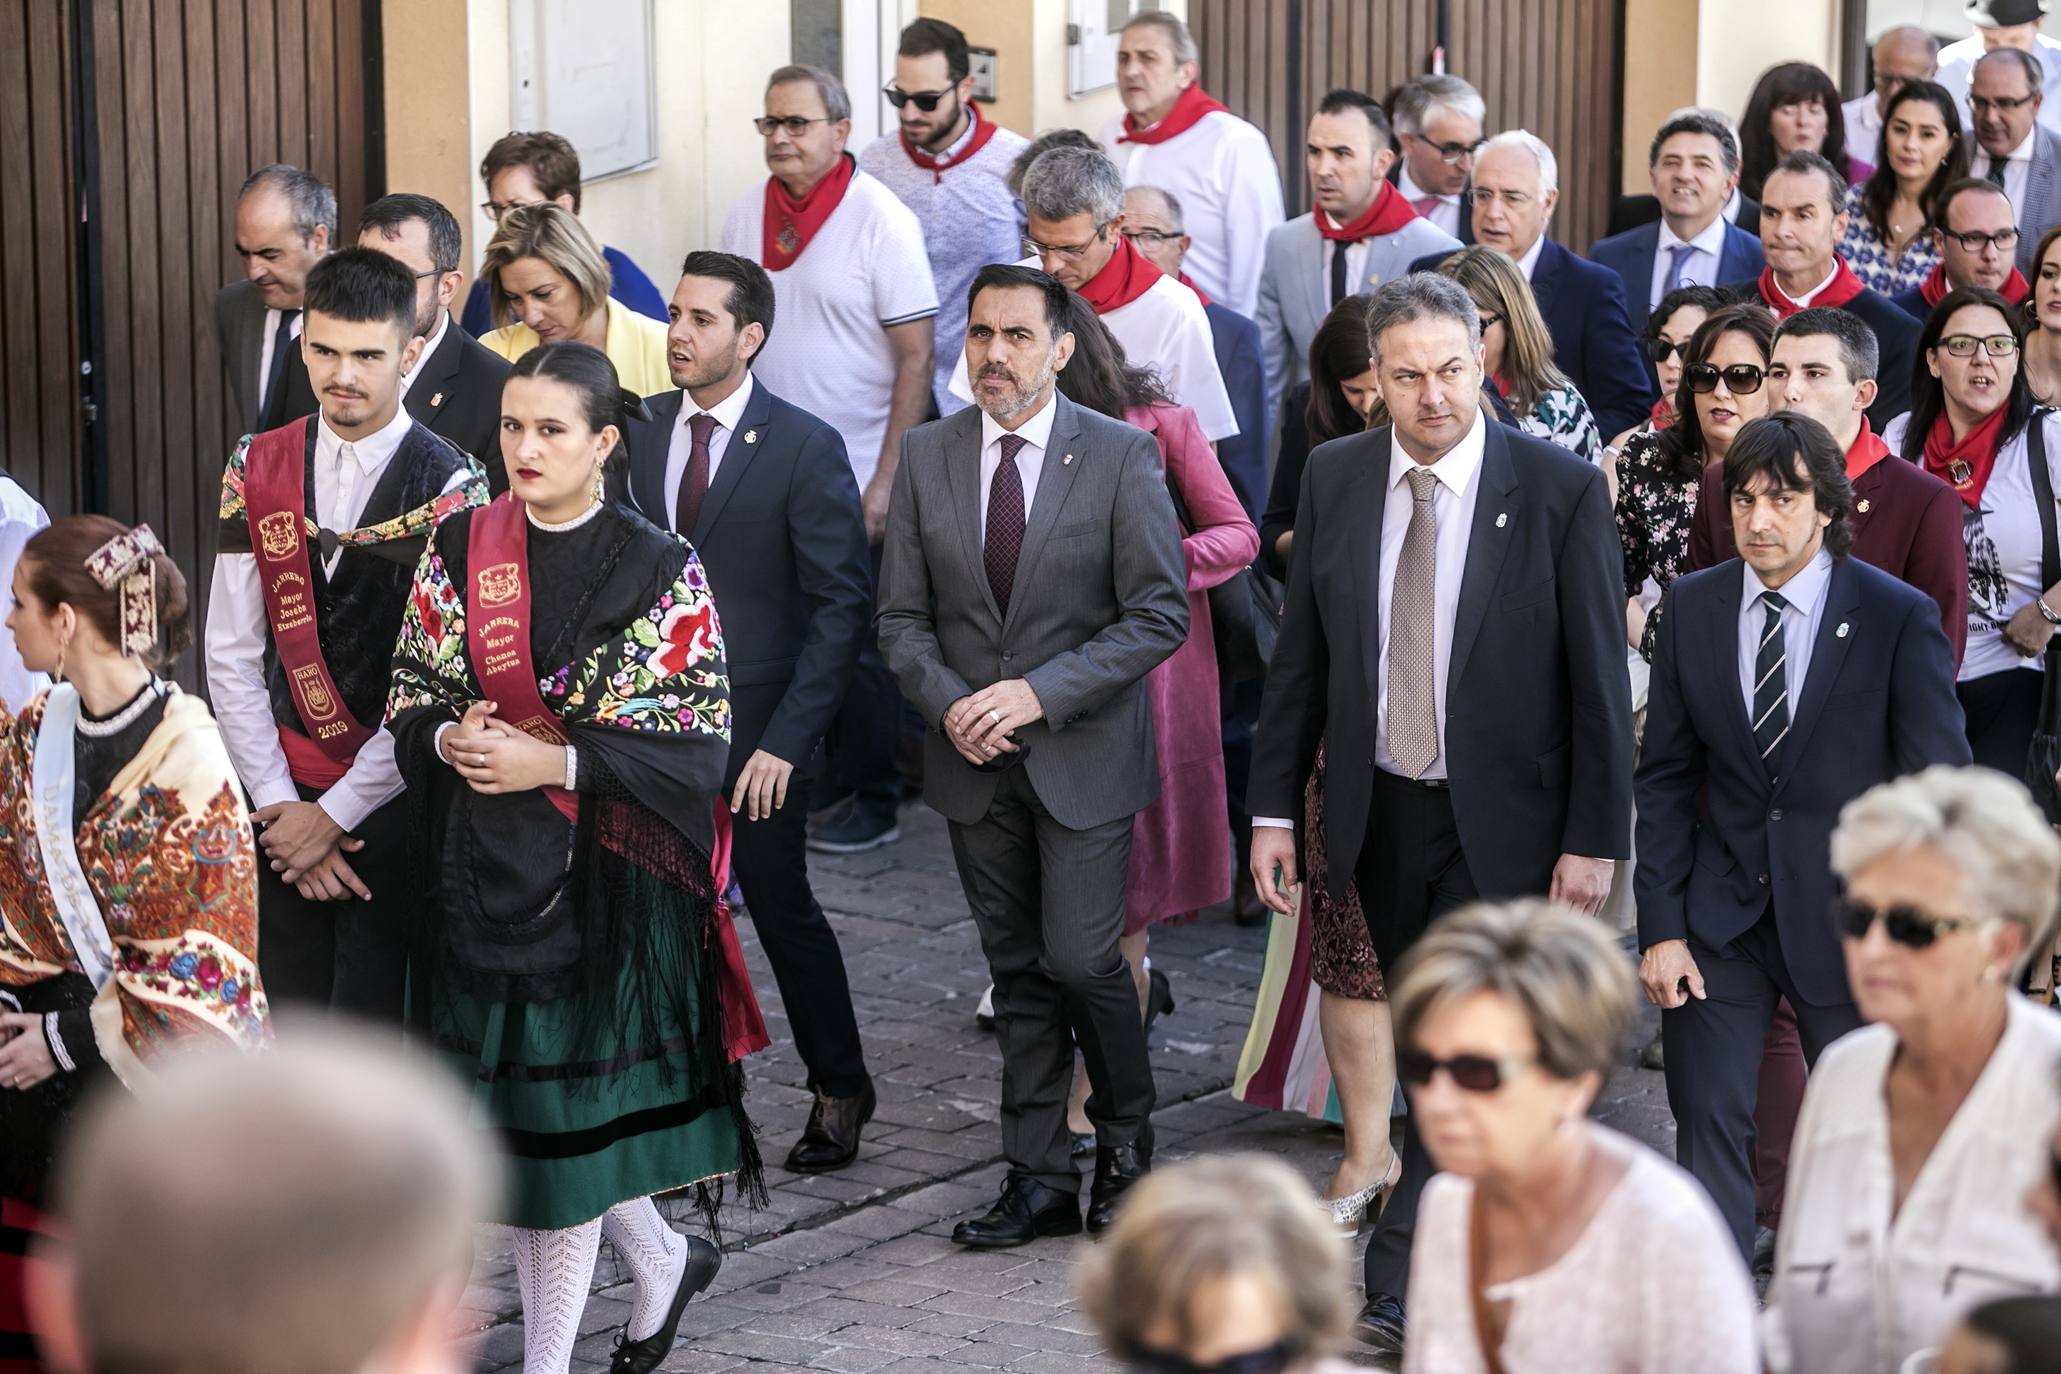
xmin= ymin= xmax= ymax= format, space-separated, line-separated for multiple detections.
xmin=1839 ymin=81 xmax=1967 ymax=295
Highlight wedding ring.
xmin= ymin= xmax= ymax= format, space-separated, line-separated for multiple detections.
xmin=988 ymin=709 xmax=1000 ymax=724
xmin=474 ymin=753 xmax=487 ymax=767
xmin=984 ymin=743 xmax=996 ymax=753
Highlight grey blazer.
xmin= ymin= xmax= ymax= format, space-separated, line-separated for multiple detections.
xmin=214 ymin=279 xmax=269 ymax=436
xmin=876 ymin=393 xmax=1189 ymax=831
xmin=1255 ymin=212 xmax=1462 ymax=409
xmin=2018 ymin=125 xmax=2061 ymax=275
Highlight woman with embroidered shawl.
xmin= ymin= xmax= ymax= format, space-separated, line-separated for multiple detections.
xmin=0 ymin=516 xmax=269 ymax=1364
xmin=386 ymin=341 xmax=764 ymax=1374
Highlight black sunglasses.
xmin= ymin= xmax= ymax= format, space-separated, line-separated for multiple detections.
xmin=1684 ymin=362 xmax=1766 ymax=395
xmin=1831 ymin=896 xmax=1984 ymax=950
xmin=1397 ymin=1049 xmax=1532 ymax=1093
xmin=884 ymin=85 xmax=954 ymax=111
xmin=1116 ymin=1338 xmax=1304 ymax=1374
xmin=1645 ymin=338 xmax=1688 ymax=365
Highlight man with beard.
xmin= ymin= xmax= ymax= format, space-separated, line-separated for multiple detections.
xmin=621 ymin=250 xmax=877 ymax=1173
xmin=859 ymin=18 xmax=1029 ymax=416
xmin=878 ymin=264 xmax=1188 ymax=1246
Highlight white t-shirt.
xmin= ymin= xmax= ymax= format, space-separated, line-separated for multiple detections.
xmin=947 ymin=256 xmax=1238 ymax=443
xmin=1099 ymin=108 xmax=1285 ymax=318
xmin=720 ymin=169 xmax=939 ymax=491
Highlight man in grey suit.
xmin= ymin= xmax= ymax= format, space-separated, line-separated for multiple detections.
xmin=1256 ymin=89 xmax=1461 ymax=413
xmin=1969 ymin=48 xmax=2061 ymax=273
xmin=878 ymin=263 xmax=1188 ymax=1248
xmin=215 ymin=164 xmax=334 ymax=436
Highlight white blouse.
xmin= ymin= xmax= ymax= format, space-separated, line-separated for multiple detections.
xmin=1403 ymin=1128 xmax=1759 ymax=1374
xmin=1764 ymin=996 xmax=2061 ymax=1374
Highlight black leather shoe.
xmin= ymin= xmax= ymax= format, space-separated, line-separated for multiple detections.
xmin=785 ymin=1079 xmax=875 ymax=1173
xmin=951 ymin=1174 xmax=1083 ymax=1248
xmin=1143 ymin=967 xmax=1176 ymax=1034
xmin=1354 ymin=1292 xmax=1407 ymax=1356
xmin=1085 ymin=1128 xmax=1153 ymax=1234
xmin=609 ymin=1235 xmax=722 ymax=1373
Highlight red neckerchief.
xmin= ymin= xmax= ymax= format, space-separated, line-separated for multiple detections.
xmin=1117 ymin=84 xmax=1229 ymax=144
xmin=1758 ymin=259 xmax=1867 ymax=320
xmin=1920 ymin=260 xmax=2030 ymax=309
xmin=1077 ymin=234 xmax=1164 ymax=314
xmin=1922 ymin=404 xmax=2013 ymax=508
xmin=1650 ymin=397 xmax=1678 ymax=431
xmin=761 ymin=154 xmax=856 ymax=268
xmin=1178 ymin=271 xmax=1212 ymax=307
xmin=1845 ymin=417 xmax=1891 ymax=482
xmin=1316 ymin=181 xmax=1420 ymax=242
xmin=900 ymin=102 xmax=1000 ymax=184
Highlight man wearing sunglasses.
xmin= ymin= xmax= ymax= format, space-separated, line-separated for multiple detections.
xmin=1635 ymin=412 xmax=1970 ymax=1261
xmin=1963 ymin=46 xmax=2061 ymax=274
xmin=1390 ymin=74 xmax=1485 ymax=243
xmin=858 ymin=19 xmax=1029 ymax=419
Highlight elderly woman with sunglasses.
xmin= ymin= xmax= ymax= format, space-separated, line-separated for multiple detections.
xmin=1393 ymin=900 xmax=1757 ymax=1374
xmin=1764 ymin=766 xmax=2061 ymax=1374
xmin=1886 ymin=286 xmax=2061 ymax=772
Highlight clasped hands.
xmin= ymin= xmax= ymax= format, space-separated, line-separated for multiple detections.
xmin=440 ymin=701 xmax=568 ymax=795
xmin=943 ymin=680 xmax=1043 ymax=767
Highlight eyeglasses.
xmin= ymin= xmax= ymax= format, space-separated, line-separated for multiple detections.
xmin=407 ymin=265 xmax=455 ymax=281
xmin=883 ymin=85 xmax=954 ymax=111
xmin=754 ymin=115 xmax=833 ymax=136
xmin=1684 ymin=362 xmax=1766 ymax=394
xmin=1971 ymin=93 xmax=2038 ymax=114
xmin=1477 ymin=311 xmax=1504 ymax=332
xmin=1645 ymin=338 xmax=1688 ymax=365
xmin=1114 ymin=1339 xmax=1304 ymax=1374
xmin=1935 ymin=333 xmax=2020 ymax=358
xmin=1944 ymin=227 xmax=2021 ymax=253
xmin=1023 ymin=225 xmax=1110 ymax=260
xmin=480 ymin=198 xmax=544 ymax=223
xmin=1121 ymin=228 xmax=1184 ymax=245
xmin=1428 ymin=137 xmax=1484 ymax=165
xmin=1398 ymin=1048 xmax=1534 ymax=1093
xmin=1831 ymin=896 xmax=1986 ymax=950
xmin=1467 ymin=187 xmax=1535 ymax=210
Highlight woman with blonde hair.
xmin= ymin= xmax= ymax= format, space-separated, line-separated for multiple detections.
xmin=1436 ymin=245 xmax=1602 ymax=461
xmin=478 ymin=203 xmax=671 ymax=396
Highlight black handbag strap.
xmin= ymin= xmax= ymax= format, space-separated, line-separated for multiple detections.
xmin=1163 ymin=470 xmax=1196 ymax=538
xmin=2032 ymin=411 xmax=2060 ymax=599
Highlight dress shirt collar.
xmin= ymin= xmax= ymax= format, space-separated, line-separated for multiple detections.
xmin=1515 ymin=232 xmax=1547 ymax=282
xmin=685 ymin=370 xmax=755 ymax=435
xmin=1387 ymin=408 xmax=1487 ymax=499
xmin=938 ymin=108 xmax=981 ymax=160
xmin=1659 ymin=213 xmax=1728 ymax=258
xmin=1723 ymin=186 xmax=1744 ymax=223
xmin=1742 ymin=546 xmax=1834 ymax=615
xmin=316 ymin=402 xmax=414 ymax=478
xmin=979 ymin=389 xmax=1059 ymax=455
xmin=2003 ymin=128 xmax=2037 ymax=164
xmin=1785 ymin=261 xmax=1843 ymax=308
xmin=1397 ymin=164 xmax=1457 ymax=208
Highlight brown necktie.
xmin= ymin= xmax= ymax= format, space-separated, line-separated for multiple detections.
xmin=1387 ymin=467 xmax=1439 ymax=776
xmin=674 ymin=412 xmax=716 ymax=535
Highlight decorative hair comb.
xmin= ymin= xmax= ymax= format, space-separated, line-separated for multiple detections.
xmin=82 ymin=524 xmax=163 ymax=659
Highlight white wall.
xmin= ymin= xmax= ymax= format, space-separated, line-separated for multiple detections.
xmin=1696 ymin=0 xmax=1844 ymax=119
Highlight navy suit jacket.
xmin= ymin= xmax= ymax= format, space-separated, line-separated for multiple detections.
xmin=1633 ymin=555 xmax=1970 ymax=1006
xmin=621 ymin=379 xmax=872 ymax=786
xmin=1205 ymin=301 xmax=1269 ymax=519
xmin=1412 ymin=238 xmax=1656 ymax=436
xmin=1587 ymin=220 xmax=1766 ymax=320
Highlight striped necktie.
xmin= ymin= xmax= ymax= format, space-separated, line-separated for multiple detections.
xmin=1752 ymin=591 xmax=1790 ymax=774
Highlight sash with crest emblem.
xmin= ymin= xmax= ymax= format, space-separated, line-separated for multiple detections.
xmin=464 ymin=492 xmax=578 ymax=825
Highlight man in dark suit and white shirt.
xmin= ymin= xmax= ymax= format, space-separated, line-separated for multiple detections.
xmin=878 ymin=264 xmax=1188 ymax=1247
xmin=622 ymin=250 xmax=877 ymax=1175
xmin=1248 ymin=272 xmax=1633 ymax=1355
xmin=1391 ymin=74 xmax=1484 ymax=243
xmin=1591 ymin=111 xmax=1766 ymax=317
xmin=356 ymin=194 xmax=511 ymax=491
xmin=215 ymin=164 xmax=333 ymax=435
xmin=1635 ymin=413 xmax=1970 ymax=1258
xmin=1410 ymin=131 xmax=1654 ymax=436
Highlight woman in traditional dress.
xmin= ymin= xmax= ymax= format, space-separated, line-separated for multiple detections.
xmin=386 ymin=341 xmax=765 ymax=1374
xmin=0 ymin=516 xmax=270 ymax=1361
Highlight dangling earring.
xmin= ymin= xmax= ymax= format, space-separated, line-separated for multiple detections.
xmin=52 ymin=635 xmax=68 ymax=684
xmin=591 ymin=462 xmax=605 ymax=505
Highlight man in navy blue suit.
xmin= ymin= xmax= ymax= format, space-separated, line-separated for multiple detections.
xmin=1411 ymin=130 xmax=1654 ymax=436
xmin=622 ymin=251 xmax=878 ymax=1176
xmin=1634 ymin=413 xmax=1970 ymax=1258
xmin=1591 ymin=112 xmax=1765 ymax=319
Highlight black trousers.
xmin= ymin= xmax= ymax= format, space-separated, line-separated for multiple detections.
xmin=1353 ymin=771 xmax=1479 ymax=1302
xmin=1959 ymin=666 xmax=2043 ymax=777
xmin=1662 ymin=907 xmax=1861 ymax=1258
xmin=730 ymin=771 xmax=869 ymax=1097
xmin=255 ymin=785 xmax=410 ymax=1030
xmin=825 ymin=542 xmax=905 ymax=819
xmin=947 ymin=767 xmax=1155 ymax=1192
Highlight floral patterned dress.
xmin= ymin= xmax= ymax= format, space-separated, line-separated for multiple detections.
xmin=1513 ymin=381 xmax=1604 ymax=463
xmin=1615 ymin=429 xmax=1701 ymax=661
xmin=1838 ymin=182 xmax=1941 ymax=298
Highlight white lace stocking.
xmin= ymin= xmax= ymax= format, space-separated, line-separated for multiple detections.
xmin=602 ymin=1198 xmax=690 ymax=1340
xmin=511 ymin=1220 xmax=602 ymax=1374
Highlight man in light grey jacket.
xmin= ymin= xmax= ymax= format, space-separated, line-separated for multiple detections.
xmin=1255 ymin=89 xmax=1461 ymax=409
xmin=878 ymin=263 xmax=1188 ymax=1249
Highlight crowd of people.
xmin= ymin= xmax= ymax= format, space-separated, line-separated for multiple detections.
xmin=12 ymin=4 xmax=2061 ymax=1372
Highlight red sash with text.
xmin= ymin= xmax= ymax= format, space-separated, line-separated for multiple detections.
xmin=245 ymin=417 xmax=376 ymax=788
xmin=466 ymin=493 xmax=579 ymax=826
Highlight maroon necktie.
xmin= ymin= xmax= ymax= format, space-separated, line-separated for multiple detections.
xmin=674 ymin=412 xmax=717 ymax=535
xmin=984 ymin=433 xmax=1027 ymax=613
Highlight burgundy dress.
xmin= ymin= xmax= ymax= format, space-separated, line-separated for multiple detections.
xmin=1122 ymin=401 xmax=1259 ymax=934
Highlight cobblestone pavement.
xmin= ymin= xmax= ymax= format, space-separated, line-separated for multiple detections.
xmin=461 ymin=803 xmax=1674 ymax=1372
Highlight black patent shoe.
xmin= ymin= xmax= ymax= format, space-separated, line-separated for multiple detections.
xmin=951 ymin=1174 xmax=1083 ymax=1248
xmin=1354 ymin=1292 xmax=1407 ymax=1357
xmin=609 ymin=1235 xmax=722 ymax=1373
xmin=1085 ymin=1128 xmax=1153 ymax=1234
xmin=785 ymin=1079 xmax=875 ymax=1173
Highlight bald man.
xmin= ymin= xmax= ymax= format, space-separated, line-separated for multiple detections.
xmin=1840 ymin=26 xmax=1941 ymax=156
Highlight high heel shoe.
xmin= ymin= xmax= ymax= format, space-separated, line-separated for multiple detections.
xmin=1322 ymin=1150 xmax=1403 ymax=1234
xmin=1143 ymin=966 xmax=1176 ymax=1033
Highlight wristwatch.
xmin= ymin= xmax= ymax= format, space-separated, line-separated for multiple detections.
xmin=2039 ymin=596 xmax=2061 ymax=626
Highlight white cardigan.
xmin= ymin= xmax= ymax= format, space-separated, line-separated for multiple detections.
xmin=1764 ymin=996 xmax=2061 ymax=1373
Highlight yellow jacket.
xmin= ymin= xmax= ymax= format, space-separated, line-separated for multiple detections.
xmin=482 ymin=297 xmax=672 ymax=399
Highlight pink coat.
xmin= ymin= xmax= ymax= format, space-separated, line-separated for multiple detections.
xmin=1123 ymin=401 xmax=1260 ymax=931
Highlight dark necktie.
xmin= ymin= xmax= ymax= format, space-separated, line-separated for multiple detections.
xmin=1752 ymin=591 xmax=1790 ymax=775
xmin=262 ymin=308 xmax=300 ymax=426
xmin=1330 ymin=240 xmax=1351 ymax=306
xmin=674 ymin=412 xmax=716 ymax=536
xmin=985 ymin=433 xmax=1027 ymax=613
xmin=1989 ymin=154 xmax=2009 ymax=187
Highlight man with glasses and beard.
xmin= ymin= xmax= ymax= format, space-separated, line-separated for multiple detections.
xmin=878 ymin=264 xmax=1188 ymax=1248
xmin=1635 ymin=412 xmax=1969 ymax=1260
xmin=859 ymin=18 xmax=1029 ymax=417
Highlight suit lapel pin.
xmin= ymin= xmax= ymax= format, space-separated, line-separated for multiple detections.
xmin=429 ymin=392 xmax=445 ymax=408
xmin=743 ymin=429 xmax=758 ymax=444
xmin=1856 ymin=498 xmax=1871 ymax=513
xmin=1836 ymin=622 xmax=1850 ymax=638
xmin=1063 ymin=453 xmax=1074 ymax=466
xmin=1495 ymin=512 xmax=1507 ymax=528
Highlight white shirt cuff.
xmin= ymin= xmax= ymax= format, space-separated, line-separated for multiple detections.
xmin=1252 ymin=817 xmax=1295 ymax=830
